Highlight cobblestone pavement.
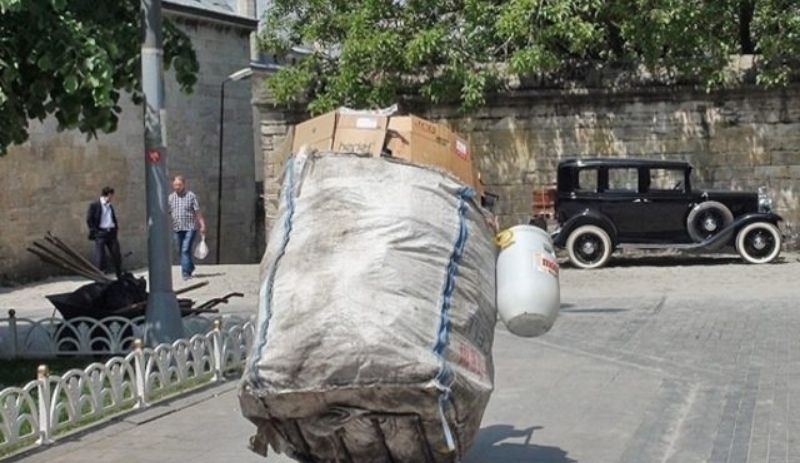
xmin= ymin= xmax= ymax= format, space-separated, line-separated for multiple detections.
xmin=10 ymin=254 xmax=800 ymax=463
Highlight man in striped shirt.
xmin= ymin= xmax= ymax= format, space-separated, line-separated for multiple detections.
xmin=168 ymin=175 xmax=206 ymax=280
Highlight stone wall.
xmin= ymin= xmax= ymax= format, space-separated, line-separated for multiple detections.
xmin=256 ymin=84 xmax=800 ymax=249
xmin=0 ymin=16 xmax=257 ymax=283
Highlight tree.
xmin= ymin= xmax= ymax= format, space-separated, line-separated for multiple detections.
xmin=0 ymin=0 xmax=198 ymax=154
xmin=261 ymin=0 xmax=800 ymax=113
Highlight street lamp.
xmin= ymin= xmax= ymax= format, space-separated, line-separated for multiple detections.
xmin=217 ymin=67 xmax=253 ymax=264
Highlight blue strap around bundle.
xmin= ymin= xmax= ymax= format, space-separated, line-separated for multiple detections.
xmin=432 ymin=186 xmax=475 ymax=451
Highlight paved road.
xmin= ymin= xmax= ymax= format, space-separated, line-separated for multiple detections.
xmin=11 ymin=254 xmax=800 ymax=463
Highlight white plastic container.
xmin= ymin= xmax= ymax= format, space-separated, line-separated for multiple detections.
xmin=496 ymin=225 xmax=561 ymax=337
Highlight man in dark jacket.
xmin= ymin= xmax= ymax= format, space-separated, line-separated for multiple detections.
xmin=86 ymin=186 xmax=123 ymax=277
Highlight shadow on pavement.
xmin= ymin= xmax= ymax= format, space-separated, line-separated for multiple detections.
xmin=560 ymin=308 xmax=629 ymax=314
xmin=465 ymin=425 xmax=576 ymax=463
xmin=190 ymin=272 xmax=226 ymax=278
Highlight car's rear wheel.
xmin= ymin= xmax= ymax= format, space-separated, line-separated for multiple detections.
xmin=687 ymin=201 xmax=734 ymax=244
xmin=566 ymin=225 xmax=612 ymax=269
xmin=736 ymin=222 xmax=782 ymax=264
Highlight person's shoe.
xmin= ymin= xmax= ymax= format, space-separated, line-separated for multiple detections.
xmin=182 ymin=274 xmax=192 ymax=281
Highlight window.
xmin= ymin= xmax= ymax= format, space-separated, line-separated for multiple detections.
xmin=606 ymin=168 xmax=639 ymax=192
xmin=649 ymin=169 xmax=685 ymax=193
xmin=576 ymin=168 xmax=598 ymax=192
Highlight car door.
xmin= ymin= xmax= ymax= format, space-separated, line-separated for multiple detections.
xmin=598 ymin=166 xmax=648 ymax=241
xmin=637 ymin=168 xmax=692 ymax=242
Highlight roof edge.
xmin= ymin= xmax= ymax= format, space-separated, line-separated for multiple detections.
xmin=559 ymin=158 xmax=692 ymax=168
xmin=163 ymin=1 xmax=258 ymax=30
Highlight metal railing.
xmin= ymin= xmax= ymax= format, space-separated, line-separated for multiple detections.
xmin=0 ymin=310 xmax=245 ymax=358
xmin=0 ymin=318 xmax=254 ymax=457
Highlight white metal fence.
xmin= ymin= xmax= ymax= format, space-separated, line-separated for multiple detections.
xmin=0 ymin=309 xmax=239 ymax=358
xmin=0 ymin=318 xmax=254 ymax=457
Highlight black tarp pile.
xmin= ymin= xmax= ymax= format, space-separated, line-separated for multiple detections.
xmin=27 ymin=233 xmax=242 ymax=321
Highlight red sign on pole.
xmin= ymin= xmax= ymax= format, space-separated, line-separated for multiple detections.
xmin=146 ymin=149 xmax=161 ymax=164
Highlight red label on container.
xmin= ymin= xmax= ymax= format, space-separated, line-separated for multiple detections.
xmin=536 ymin=252 xmax=559 ymax=277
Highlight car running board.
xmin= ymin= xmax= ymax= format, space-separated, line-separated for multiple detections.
xmin=617 ymin=227 xmax=737 ymax=251
xmin=618 ymin=242 xmax=727 ymax=250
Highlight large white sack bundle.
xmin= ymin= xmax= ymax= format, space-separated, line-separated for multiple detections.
xmin=240 ymin=152 xmax=497 ymax=462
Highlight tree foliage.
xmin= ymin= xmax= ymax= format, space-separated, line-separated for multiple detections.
xmin=261 ymin=0 xmax=800 ymax=113
xmin=0 ymin=0 xmax=198 ymax=154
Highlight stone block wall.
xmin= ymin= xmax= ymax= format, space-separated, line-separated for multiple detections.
xmin=430 ymin=85 xmax=800 ymax=247
xmin=0 ymin=17 xmax=258 ymax=283
xmin=256 ymin=84 xmax=800 ymax=250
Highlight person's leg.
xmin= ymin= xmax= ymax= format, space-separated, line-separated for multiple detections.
xmin=173 ymin=230 xmax=182 ymax=257
xmin=177 ymin=230 xmax=195 ymax=278
xmin=175 ymin=230 xmax=188 ymax=278
xmin=107 ymin=232 xmax=123 ymax=277
xmin=185 ymin=230 xmax=197 ymax=276
xmin=93 ymin=233 xmax=107 ymax=271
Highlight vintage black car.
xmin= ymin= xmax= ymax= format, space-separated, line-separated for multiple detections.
xmin=551 ymin=158 xmax=783 ymax=269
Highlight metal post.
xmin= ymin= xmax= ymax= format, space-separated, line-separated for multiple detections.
xmin=141 ymin=0 xmax=184 ymax=345
xmin=133 ymin=339 xmax=149 ymax=408
xmin=36 ymin=364 xmax=54 ymax=445
xmin=8 ymin=309 xmax=18 ymax=359
xmin=216 ymin=80 xmax=226 ymax=264
xmin=212 ymin=319 xmax=224 ymax=382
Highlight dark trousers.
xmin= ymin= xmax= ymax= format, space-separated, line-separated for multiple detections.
xmin=93 ymin=229 xmax=122 ymax=276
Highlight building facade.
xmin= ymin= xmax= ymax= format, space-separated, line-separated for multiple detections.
xmin=0 ymin=0 xmax=260 ymax=282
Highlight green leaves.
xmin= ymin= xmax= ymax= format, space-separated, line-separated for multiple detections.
xmin=0 ymin=0 xmax=21 ymax=14
xmin=0 ymin=0 xmax=199 ymax=154
xmin=63 ymin=75 xmax=79 ymax=94
xmin=262 ymin=0 xmax=800 ymax=114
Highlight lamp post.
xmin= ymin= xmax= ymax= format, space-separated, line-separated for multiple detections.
xmin=217 ymin=67 xmax=253 ymax=264
xmin=141 ymin=0 xmax=183 ymax=344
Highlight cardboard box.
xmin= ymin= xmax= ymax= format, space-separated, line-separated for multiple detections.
xmin=386 ymin=115 xmax=475 ymax=188
xmin=333 ymin=114 xmax=388 ymax=157
xmin=449 ymin=133 xmax=475 ymax=188
xmin=292 ymin=111 xmax=388 ymax=157
xmin=292 ymin=112 xmax=336 ymax=153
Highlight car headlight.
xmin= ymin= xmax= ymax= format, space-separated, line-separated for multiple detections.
xmin=758 ymin=186 xmax=773 ymax=213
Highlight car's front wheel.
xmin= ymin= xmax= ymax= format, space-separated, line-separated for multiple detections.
xmin=566 ymin=225 xmax=612 ymax=269
xmin=736 ymin=222 xmax=782 ymax=264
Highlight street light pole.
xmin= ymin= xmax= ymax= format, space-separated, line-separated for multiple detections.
xmin=141 ymin=0 xmax=183 ymax=344
xmin=216 ymin=68 xmax=253 ymax=264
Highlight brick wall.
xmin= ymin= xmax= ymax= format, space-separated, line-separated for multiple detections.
xmin=255 ymin=84 xmax=800 ymax=250
xmin=0 ymin=17 xmax=258 ymax=283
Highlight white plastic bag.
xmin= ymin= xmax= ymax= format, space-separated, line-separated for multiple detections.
xmin=193 ymin=234 xmax=209 ymax=260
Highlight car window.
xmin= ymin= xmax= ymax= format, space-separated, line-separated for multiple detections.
xmin=576 ymin=168 xmax=598 ymax=192
xmin=606 ymin=168 xmax=638 ymax=193
xmin=649 ymin=169 xmax=685 ymax=193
